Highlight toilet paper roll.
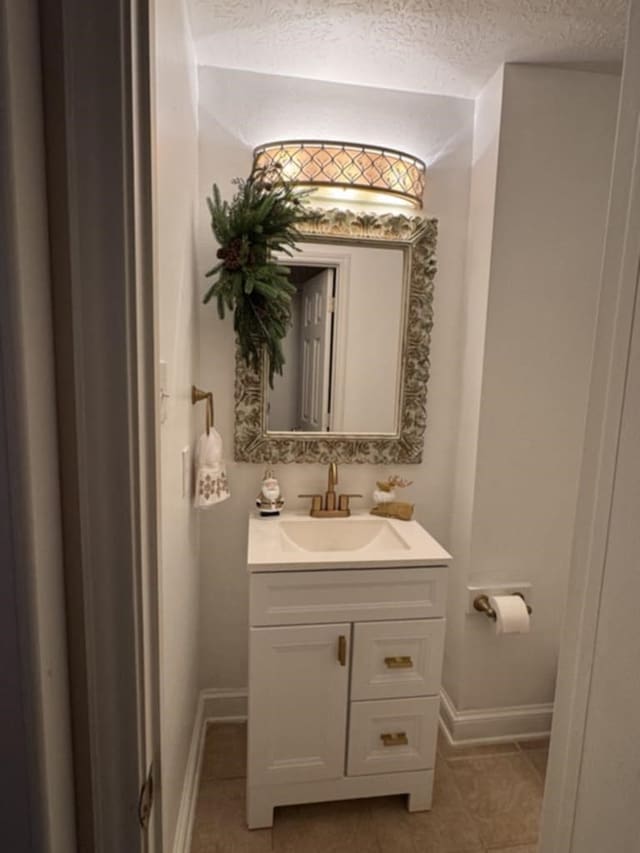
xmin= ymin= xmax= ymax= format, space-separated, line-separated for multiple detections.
xmin=488 ymin=595 xmax=530 ymax=635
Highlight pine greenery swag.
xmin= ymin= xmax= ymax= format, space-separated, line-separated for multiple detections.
xmin=203 ymin=166 xmax=309 ymax=387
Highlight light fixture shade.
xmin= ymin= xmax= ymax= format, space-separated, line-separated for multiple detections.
xmin=252 ymin=140 xmax=426 ymax=209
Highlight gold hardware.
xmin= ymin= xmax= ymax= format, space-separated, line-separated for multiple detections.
xmin=191 ymin=385 xmax=214 ymax=434
xmin=473 ymin=594 xmax=496 ymax=620
xmin=515 ymin=592 xmax=533 ymax=615
xmin=338 ymin=635 xmax=347 ymax=666
xmin=338 ymin=494 xmax=362 ymax=512
xmin=307 ymin=507 xmax=351 ymax=518
xmin=473 ymin=593 xmax=533 ymax=621
xmin=380 ymin=732 xmax=408 ymax=747
xmin=326 ymin=462 xmax=337 ymax=511
xmin=300 ymin=464 xmax=362 ymax=517
xmin=328 ymin=462 xmax=338 ymax=490
xmin=384 ymin=656 xmax=413 ymax=669
xmin=299 ymin=494 xmax=323 ymax=513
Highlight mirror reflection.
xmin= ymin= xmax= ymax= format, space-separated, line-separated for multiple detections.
xmin=267 ymin=241 xmax=406 ymax=434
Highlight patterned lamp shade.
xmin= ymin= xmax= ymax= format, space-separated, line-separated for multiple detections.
xmin=252 ymin=140 xmax=426 ymax=209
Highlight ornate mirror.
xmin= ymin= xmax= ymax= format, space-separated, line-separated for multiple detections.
xmin=234 ymin=208 xmax=437 ymax=464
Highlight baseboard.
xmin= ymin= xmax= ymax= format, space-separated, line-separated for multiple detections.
xmin=172 ymin=693 xmax=206 ymax=853
xmin=439 ymin=687 xmax=553 ymax=745
xmin=172 ymin=689 xmax=248 ymax=853
xmin=173 ymin=685 xmax=548 ymax=848
xmin=202 ymin=687 xmax=248 ymax=722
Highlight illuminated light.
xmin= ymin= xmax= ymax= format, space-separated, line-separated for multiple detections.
xmin=252 ymin=140 xmax=425 ymax=209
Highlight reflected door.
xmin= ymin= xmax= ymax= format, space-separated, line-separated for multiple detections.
xmin=298 ymin=268 xmax=334 ymax=431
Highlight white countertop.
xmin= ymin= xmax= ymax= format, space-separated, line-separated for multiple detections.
xmin=247 ymin=510 xmax=451 ymax=572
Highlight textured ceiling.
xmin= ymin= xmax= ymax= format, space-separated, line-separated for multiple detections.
xmin=187 ymin=0 xmax=626 ymax=99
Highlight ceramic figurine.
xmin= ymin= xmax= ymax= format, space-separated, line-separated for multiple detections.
xmin=372 ymin=474 xmax=412 ymax=505
xmin=256 ymin=469 xmax=284 ymax=517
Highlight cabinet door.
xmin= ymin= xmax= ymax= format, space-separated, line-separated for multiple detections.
xmin=248 ymin=623 xmax=350 ymax=786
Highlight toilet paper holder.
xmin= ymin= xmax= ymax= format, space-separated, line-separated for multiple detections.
xmin=473 ymin=593 xmax=532 ymax=621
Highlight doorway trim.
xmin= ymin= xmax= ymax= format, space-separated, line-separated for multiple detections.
xmin=39 ymin=0 xmax=162 ymax=850
xmin=539 ymin=1 xmax=640 ymax=848
xmin=30 ymin=0 xmax=640 ymax=850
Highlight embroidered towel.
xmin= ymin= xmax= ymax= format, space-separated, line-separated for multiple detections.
xmin=194 ymin=427 xmax=230 ymax=508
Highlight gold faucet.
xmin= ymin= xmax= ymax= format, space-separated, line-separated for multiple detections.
xmin=299 ymin=463 xmax=361 ymax=518
xmin=326 ymin=462 xmax=338 ymax=511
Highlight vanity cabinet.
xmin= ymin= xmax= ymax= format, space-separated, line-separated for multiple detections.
xmin=247 ymin=565 xmax=448 ymax=829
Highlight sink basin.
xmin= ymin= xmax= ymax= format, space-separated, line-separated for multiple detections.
xmin=247 ymin=511 xmax=452 ymax=571
xmin=279 ymin=518 xmax=409 ymax=553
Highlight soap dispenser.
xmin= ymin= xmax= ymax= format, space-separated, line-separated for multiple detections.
xmin=256 ymin=469 xmax=284 ymax=517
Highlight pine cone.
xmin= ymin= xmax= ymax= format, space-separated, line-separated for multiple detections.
xmin=217 ymin=237 xmax=244 ymax=271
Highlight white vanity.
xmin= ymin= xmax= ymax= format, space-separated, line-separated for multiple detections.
xmin=246 ymin=511 xmax=450 ymax=829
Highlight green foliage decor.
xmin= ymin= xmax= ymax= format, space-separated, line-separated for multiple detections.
xmin=203 ymin=167 xmax=309 ymax=387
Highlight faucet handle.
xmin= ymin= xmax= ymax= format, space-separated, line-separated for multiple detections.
xmin=299 ymin=494 xmax=322 ymax=514
xmin=338 ymin=494 xmax=363 ymax=512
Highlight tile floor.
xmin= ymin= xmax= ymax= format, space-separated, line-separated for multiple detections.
xmin=190 ymin=722 xmax=547 ymax=853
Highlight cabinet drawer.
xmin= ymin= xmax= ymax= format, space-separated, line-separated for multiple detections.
xmin=250 ymin=567 xmax=447 ymax=626
xmin=351 ymin=619 xmax=445 ymax=701
xmin=347 ymin=696 xmax=439 ymax=776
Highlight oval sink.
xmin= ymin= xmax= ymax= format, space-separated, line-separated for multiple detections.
xmin=279 ymin=518 xmax=410 ymax=552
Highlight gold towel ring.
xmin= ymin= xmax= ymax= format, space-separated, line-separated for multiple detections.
xmin=191 ymin=385 xmax=214 ymax=435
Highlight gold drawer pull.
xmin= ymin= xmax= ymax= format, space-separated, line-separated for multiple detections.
xmin=380 ymin=732 xmax=409 ymax=747
xmin=338 ymin=635 xmax=347 ymax=666
xmin=384 ymin=656 xmax=413 ymax=669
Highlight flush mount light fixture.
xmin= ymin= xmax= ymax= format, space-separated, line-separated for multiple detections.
xmin=252 ymin=140 xmax=426 ymax=209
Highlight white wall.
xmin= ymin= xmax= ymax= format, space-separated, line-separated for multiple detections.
xmin=195 ymin=67 xmax=474 ymax=690
xmin=446 ymin=66 xmax=619 ymax=715
xmin=152 ymin=0 xmax=200 ymax=847
xmin=446 ymin=66 xmax=504 ymax=708
xmin=192 ymin=62 xmax=617 ymax=729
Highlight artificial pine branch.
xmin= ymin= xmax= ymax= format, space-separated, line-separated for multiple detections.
xmin=204 ymin=165 xmax=309 ymax=387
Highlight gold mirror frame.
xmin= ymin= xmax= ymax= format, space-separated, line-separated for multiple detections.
xmin=234 ymin=208 xmax=438 ymax=464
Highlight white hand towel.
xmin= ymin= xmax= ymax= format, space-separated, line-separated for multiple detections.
xmin=194 ymin=427 xmax=230 ymax=508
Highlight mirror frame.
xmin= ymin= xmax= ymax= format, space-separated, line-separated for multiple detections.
xmin=234 ymin=208 xmax=438 ymax=464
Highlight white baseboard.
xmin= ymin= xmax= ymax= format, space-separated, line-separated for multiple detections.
xmin=202 ymin=687 xmax=248 ymax=722
xmin=173 ymin=685 xmax=548 ymax=849
xmin=439 ymin=687 xmax=553 ymax=745
xmin=172 ymin=689 xmax=248 ymax=853
xmin=172 ymin=693 xmax=206 ymax=853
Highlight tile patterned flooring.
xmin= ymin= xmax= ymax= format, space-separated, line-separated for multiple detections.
xmin=190 ymin=722 xmax=547 ymax=853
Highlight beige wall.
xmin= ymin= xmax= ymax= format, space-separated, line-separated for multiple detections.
xmin=153 ymin=0 xmax=201 ymax=847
